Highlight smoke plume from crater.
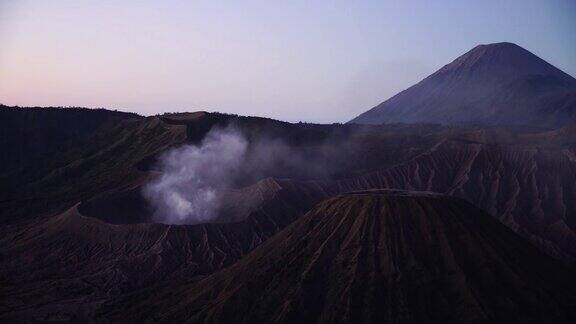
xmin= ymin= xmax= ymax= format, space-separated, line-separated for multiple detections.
xmin=142 ymin=121 xmax=351 ymax=225
xmin=143 ymin=126 xmax=247 ymax=224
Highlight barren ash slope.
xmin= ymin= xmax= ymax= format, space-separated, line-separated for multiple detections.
xmin=109 ymin=191 xmax=576 ymax=323
xmin=350 ymin=42 xmax=576 ymax=128
xmin=0 ymin=178 xmax=324 ymax=321
xmin=1 ymin=106 xmax=576 ymax=322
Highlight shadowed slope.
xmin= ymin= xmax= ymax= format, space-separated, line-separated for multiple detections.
xmin=0 ymin=115 xmax=187 ymax=223
xmin=0 ymin=178 xmax=325 ymax=321
xmin=0 ymin=105 xmax=139 ymax=173
xmin=336 ymin=140 xmax=576 ymax=261
xmin=110 ymin=190 xmax=576 ymax=323
xmin=2 ymin=109 xmax=576 ymax=321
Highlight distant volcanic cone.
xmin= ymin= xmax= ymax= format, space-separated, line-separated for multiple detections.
xmin=350 ymin=42 xmax=576 ymax=128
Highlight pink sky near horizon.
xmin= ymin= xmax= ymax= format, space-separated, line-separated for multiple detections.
xmin=1 ymin=0 xmax=574 ymax=123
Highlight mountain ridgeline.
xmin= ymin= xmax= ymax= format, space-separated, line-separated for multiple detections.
xmin=1 ymin=42 xmax=576 ymax=322
xmin=350 ymin=42 xmax=576 ymax=128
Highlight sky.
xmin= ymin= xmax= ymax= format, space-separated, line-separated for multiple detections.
xmin=0 ymin=0 xmax=575 ymax=123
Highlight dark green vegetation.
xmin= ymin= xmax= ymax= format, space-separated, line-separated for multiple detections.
xmin=1 ymin=106 xmax=576 ymax=322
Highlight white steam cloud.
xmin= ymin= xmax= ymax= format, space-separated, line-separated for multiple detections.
xmin=142 ymin=122 xmax=345 ymax=225
xmin=143 ymin=127 xmax=247 ymax=224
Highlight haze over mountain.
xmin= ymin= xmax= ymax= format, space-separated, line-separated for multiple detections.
xmin=350 ymin=42 xmax=576 ymax=128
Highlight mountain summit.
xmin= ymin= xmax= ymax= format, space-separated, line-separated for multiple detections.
xmin=350 ymin=42 xmax=576 ymax=128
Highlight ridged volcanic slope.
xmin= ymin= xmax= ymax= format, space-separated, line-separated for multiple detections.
xmin=111 ymin=190 xmax=576 ymax=323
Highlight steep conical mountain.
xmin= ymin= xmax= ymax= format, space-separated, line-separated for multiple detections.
xmin=110 ymin=190 xmax=576 ymax=323
xmin=350 ymin=42 xmax=576 ymax=128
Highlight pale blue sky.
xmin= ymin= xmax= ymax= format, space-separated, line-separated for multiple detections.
xmin=1 ymin=0 xmax=574 ymax=122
